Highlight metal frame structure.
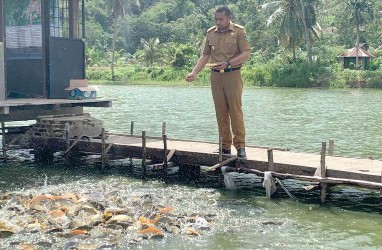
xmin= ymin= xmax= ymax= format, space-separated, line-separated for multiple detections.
xmin=0 ymin=0 xmax=111 ymax=123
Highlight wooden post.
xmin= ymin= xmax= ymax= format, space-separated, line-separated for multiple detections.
xmin=162 ymin=134 xmax=168 ymax=178
xmin=218 ymin=136 xmax=223 ymax=186
xmin=328 ymin=139 xmax=334 ymax=156
xmin=267 ymin=148 xmax=275 ymax=171
xmin=130 ymin=121 xmax=134 ymax=135
xmin=101 ymin=128 xmax=106 ymax=168
xmin=1 ymin=122 xmax=6 ymax=161
xmin=320 ymin=142 xmax=327 ymax=203
xmin=64 ymin=123 xmax=70 ymax=149
xmin=162 ymin=122 xmax=166 ymax=137
xmin=142 ymin=131 xmax=147 ymax=178
xmin=219 ymin=137 xmax=223 ymax=163
xmin=129 ymin=121 xmax=134 ymax=170
xmin=380 ymin=171 xmax=382 ymax=212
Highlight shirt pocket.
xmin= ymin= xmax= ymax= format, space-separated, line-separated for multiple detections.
xmin=209 ymin=38 xmax=218 ymax=46
xmin=225 ymin=36 xmax=237 ymax=44
xmin=224 ymin=36 xmax=238 ymax=52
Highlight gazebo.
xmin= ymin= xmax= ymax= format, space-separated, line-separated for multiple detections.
xmin=338 ymin=46 xmax=374 ymax=70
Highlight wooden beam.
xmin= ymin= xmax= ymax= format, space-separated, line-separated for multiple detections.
xmin=208 ymin=156 xmax=238 ymax=172
xmin=166 ymin=149 xmax=176 ymax=162
xmin=64 ymin=137 xmax=81 ymax=155
xmin=224 ymin=167 xmax=382 ymax=189
xmin=104 ymin=143 xmax=113 ymax=155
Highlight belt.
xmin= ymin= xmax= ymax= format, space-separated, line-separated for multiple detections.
xmin=211 ymin=67 xmax=241 ymax=73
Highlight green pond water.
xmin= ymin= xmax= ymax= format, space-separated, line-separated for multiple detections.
xmin=1 ymin=86 xmax=382 ymax=249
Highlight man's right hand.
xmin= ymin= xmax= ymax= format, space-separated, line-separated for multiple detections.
xmin=186 ymin=73 xmax=196 ymax=82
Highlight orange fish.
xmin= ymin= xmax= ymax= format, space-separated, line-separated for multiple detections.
xmin=49 ymin=209 xmax=65 ymax=218
xmin=158 ymin=206 xmax=173 ymax=214
xmin=64 ymin=193 xmax=78 ymax=203
xmin=150 ymin=214 xmax=161 ymax=224
xmin=69 ymin=229 xmax=88 ymax=235
xmin=20 ymin=244 xmax=34 ymax=250
xmin=28 ymin=194 xmax=52 ymax=208
xmin=140 ymin=227 xmax=164 ymax=235
xmin=139 ymin=216 xmax=153 ymax=225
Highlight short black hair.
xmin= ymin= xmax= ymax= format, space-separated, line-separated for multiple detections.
xmin=216 ymin=6 xmax=232 ymax=17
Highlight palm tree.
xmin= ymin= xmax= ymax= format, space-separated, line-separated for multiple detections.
xmin=262 ymin=0 xmax=319 ymax=62
xmin=345 ymin=0 xmax=374 ymax=68
xmin=108 ymin=0 xmax=140 ymax=81
xmin=139 ymin=38 xmax=163 ymax=66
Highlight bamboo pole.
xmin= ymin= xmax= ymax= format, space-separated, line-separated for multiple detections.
xmin=101 ymin=128 xmax=106 ymax=168
xmin=142 ymin=131 xmax=147 ymax=178
xmin=267 ymin=148 xmax=275 ymax=171
xmin=1 ymin=122 xmax=6 ymax=161
xmin=328 ymin=139 xmax=334 ymax=156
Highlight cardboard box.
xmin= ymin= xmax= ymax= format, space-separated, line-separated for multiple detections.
xmin=65 ymin=79 xmax=98 ymax=100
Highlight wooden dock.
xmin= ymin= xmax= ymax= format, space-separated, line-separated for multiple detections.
xmin=31 ymin=132 xmax=382 ymax=190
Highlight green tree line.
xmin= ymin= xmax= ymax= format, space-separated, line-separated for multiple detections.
xmin=85 ymin=0 xmax=382 ymax=88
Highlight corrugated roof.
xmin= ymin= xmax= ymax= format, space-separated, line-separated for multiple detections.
xmin=338 ymin=47 xmax=374 ymax=58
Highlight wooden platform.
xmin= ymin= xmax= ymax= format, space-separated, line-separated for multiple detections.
xmin=0 ymin=98 xmax=111 ymax=122
xmin=33 ymin=133 xmax=382 ymax=185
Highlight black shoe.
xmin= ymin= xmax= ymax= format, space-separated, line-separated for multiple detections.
xmin=214 ymin=148 xmax=231 ymax=155
xmin=222 ymin=149 xmax=231 ymax=155
xmin=237 ymin=148 xmax=246 ymax=159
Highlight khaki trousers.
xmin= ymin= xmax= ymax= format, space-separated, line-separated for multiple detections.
xmin=210 ymin=70 xmax=245 ymax=150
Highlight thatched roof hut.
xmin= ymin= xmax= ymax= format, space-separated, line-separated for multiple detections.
xmin=338 ymin=46 xmax=374 ymax=70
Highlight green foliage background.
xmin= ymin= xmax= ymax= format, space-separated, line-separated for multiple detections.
xmin=84 ymin=0 xmax=382 ymax=88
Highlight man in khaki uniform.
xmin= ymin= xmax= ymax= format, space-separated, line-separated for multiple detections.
xmin=186 ymin=6 xmax=250 ymax=158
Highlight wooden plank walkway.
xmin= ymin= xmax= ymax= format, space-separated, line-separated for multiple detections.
xmin=102 ymin=134 xmax=382 ymax=183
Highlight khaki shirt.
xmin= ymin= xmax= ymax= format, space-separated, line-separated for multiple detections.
xmin=202 ymin=22 xmax=250 ymax=66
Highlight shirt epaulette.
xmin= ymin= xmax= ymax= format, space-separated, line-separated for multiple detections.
xmin=233 ymin=23 xmax=244 ymax=29
xmin=207 ymin=26 xmax=216 ymax=33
